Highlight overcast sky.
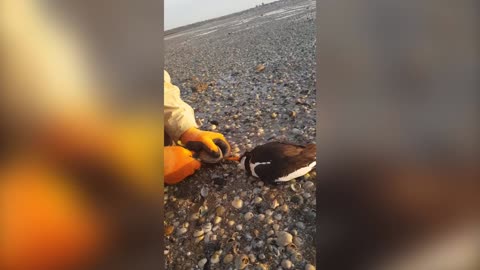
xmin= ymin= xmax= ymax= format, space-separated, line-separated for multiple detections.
xmin=165 ymin=0 xmax=279 ymax=30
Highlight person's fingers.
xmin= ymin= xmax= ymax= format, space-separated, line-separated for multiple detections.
xmin=186 ymin=158 xmax=201 ymax=172
xmin=185 ymin=140 xmax=221 ymax=158
xmin=214 ymin=138 xmax=230 ymax=157
xmin=164 ymin=158 xmax=201 ymax=185
xmin=200 ymin=136 xmax=221 ymax=155
xmin=164 ymin=146 xmax=201 ymax=185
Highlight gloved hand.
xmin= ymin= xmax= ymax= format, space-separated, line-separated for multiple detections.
xmin=164 ymin=146 xmax=201 ymax=185
xmin=180 ymin=127 xmax=231 ymax=160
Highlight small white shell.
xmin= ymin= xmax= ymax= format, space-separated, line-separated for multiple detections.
xmin=281 ymin=259 xmax=293 ymax=269
xmin=276 ymin=231 xmax=293 ymax=246
xmin=232 ymin=198 xmax=244 ymax=209
xmin=198 ymin=258 xmax=208 ymax=268
xmin=193 ymin=229 xmax=204 ymax=237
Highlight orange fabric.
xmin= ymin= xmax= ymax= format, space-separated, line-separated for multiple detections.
xmin=0 ymin=159 xmax=107 ymax=270
xmin=164 ymin=146 xmax=201 ymax=185
xmin=180 ymin=127 xmax=231 ymax=156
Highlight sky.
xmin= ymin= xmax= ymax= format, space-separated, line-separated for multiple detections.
xmin=165 ymin=0 xmax=279 ymax=30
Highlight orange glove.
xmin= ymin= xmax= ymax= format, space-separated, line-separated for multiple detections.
xmin=180 ymin=127 xmax=231 ymax=160
xmin=164 ymin=146 xmax=201 ymax=185
xmin=0 ymin=158 xmax=107 ymax=270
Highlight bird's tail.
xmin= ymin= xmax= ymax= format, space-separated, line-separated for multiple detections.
xmin=303 ymin=144 xmax=317 ymax=159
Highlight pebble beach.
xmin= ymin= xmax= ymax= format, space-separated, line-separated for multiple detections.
xmin=164 ymin=1 xmax=317 ymax=269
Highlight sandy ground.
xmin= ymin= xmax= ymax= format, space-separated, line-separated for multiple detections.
xmin=164 ymin=0 xmax=316 ymax=269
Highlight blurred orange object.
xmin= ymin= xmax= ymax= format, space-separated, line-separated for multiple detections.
xmin=0 ymin=158 xmax=107 ymax=270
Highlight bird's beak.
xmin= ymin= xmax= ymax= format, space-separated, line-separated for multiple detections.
xmin=225 ymin=156 xmax=240 ymax=162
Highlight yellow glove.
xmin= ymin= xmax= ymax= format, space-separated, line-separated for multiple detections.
xmin=164 ymin=146 xmax=201 ymax=185
xmin=180 ymin=127 xmax=231 ymax=160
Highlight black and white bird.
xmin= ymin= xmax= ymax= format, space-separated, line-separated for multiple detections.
xmin=239 ymin=142 xmax=316 ymax=184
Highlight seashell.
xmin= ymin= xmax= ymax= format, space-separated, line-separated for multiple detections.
xmin=194 ymin=234 xmax=204 ymax=244
xmin=165 ymin=225 xmax=174 ymax=236
xmin=279 ymin=204 xmax=289 ymax=213
xmin=291 ymin=252 xmax=303 ymax=263
xmin=290 ymin=194 xmax=304 ymax=204
xmin=210 ymin=253 xmax=220 ymax=264
xmin=204 ymin=232 xmax=212 ymax=243
xmin=214 ymin=216 xmax=222 ymax=224
xmin=223 ymin=254 xmax=234 ymax=264
xmin=281 ymin=259 xmax=293 ymax=269
xmin=304 ymin=181 xmax=315 ymax=189
xmin=254 ymin=196 xmax=263 ymax=204
xmin=177 ymin=227 xmax=188 ymax=235
xmin=290 ymin=182 xmax=302 ymax=192
xmin=236 ymin=224 xmax=243 ymax=231
xmin=286 ymin=243 xmax=297 ymax=254
xmin=305 ymin=263 xmax=316 ymax=270
xmin=293 ymin=236 xmax=304 ymax=247
xmin=254 ymin=239 xmax=265 ymax=249
xmin=276 ymin=231 xmax=293 ymax=246
xmin=216 ymin=206 xmax=226 ymax=216
xmin=203 ymin=222 xmax=213 ymax=233
xmin=255 ymin=264 xmax=268 ymax=270
xmin=270 ymin=199 xmax=279 ymax=209
xmin=268 ymin=245 xmax=280 ymax=257
xmin=232 ymin=241 xmax=240 ymax=254
xmin=193 ymin=229 xmax=204 ymax=237
xmin=198 ymin=258 xmax=207 ymax=269
xmin=296 ymin=222 xmax=306 ymax=230
xmin=228 ymin=220 xmax=235 ymax=227
xmin=248 ymin=253 xmax=256 ymax=263
xmin=190 ymin=213 xmax=200 ymax=221
xmin=244 ymin=212 xmax=254 ymax=221
xmin=199 ymin=206 xmax=208 ymax=216
xmin=266 ymin=218 xmax=273 ymax=225
xmin=256 ymin=64 xmax=266 ymax=72
xmin=231 ymin=198 xmax=243 ymax=209
xmin=200 ymin=186 xmax=209 ymax=197
xmin=234 ymin=254 xmax=249 ymax=270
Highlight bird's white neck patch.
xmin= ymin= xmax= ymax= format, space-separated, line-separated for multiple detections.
xmin=275 ymin=161 xmax=316 ymax=182
xmin=239 ymin=156 xmax=247 ymax=170
xmin=250 ymin=161 xmax=271 ymax=178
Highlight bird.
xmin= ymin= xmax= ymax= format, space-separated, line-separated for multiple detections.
xmin=239 ymin=142 xmax=316 ymax=184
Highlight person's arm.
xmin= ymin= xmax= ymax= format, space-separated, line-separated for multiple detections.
xmin=164 ymin=71 xmax=231 ymax=159
xmin=164 ymin=70 xmax=198 ymax=142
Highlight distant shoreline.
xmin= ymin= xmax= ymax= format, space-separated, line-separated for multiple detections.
xmin=164 ymin=0 xmax=281 ymax=36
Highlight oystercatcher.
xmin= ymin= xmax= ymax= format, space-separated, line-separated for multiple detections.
xmin=239 ymin=142 xmax=316 ymax=184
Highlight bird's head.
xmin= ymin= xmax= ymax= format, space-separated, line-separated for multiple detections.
xmin=238 ymin=151 xmax=252 ymax=171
